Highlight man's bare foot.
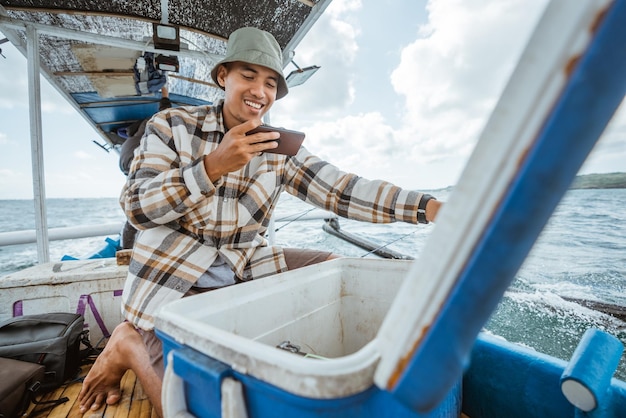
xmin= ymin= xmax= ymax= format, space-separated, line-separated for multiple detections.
xmin=78 ymin=322 xmax=145 ymax=413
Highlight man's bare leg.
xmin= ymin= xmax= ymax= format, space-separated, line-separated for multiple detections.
xmin=78 ymin=322 xmax=163 ymax=416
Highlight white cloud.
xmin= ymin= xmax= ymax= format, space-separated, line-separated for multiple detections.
xmin=0 ymin=168 xmax=18 ymax=178
xmin=41 ymin=97 xmax=75 ymax=115
xmin=73 ymin=150 xmax=94 ymax=160
xmin=326 ymin=0 xmax=361 ymax=16
xmin=304 ymin=111 xmax=397 ymax=165
xmin=0 ymin=168 xmax=31 ymax=199
xmin=390 ymin=0 xmax=550 ymax=165
xmin=0 ymin=132 xmax=8 ymax=144
xmin=386 ymin=0 xmax=624 ymax=180
xmin=273 ymin=0 xmax=361 ymax=122
xmin=275 ymin=0 xmax=567 ymax=188
xmin=45 ymin=169 xmax=126 ymax=198
xmin=0 ymin=48 xmax=28 ymax=109
xmin=0 ymin=39 xmax=74 ymax=114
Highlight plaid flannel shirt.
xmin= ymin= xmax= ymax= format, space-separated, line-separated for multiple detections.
xmin=120 ymin=101 xmax=425 ymax=330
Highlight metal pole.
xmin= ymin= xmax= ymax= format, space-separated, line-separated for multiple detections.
xmin=0 ymin=223 xmax=124 ymax=247
xmin=26 ymin=25 xmax=49 ymax=263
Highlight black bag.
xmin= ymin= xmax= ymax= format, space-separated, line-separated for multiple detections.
xmin=0 ymin=357 xmax=44 ymax=418
xmin=0 ymin=313 xmax=85 ymax=392
xmin=0 ymin=357 xmax=70 ymax=418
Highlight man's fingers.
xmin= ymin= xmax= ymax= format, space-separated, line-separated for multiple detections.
xmin=233 ymin=119 xmax=263 ymax=136
xmin=247 ymin=131 xmax=280 ymax=145
xmin=254 ymin=140 xmax=278 ymax=153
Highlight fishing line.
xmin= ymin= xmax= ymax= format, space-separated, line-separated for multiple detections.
xmin=180 ymin=35 xmax=222 ymax=65
xmin=274 ymin=208 xmax=317 ymax=232
xmin=360 ymin=227 xmax=420 ymax=258
xmin=180 ymin=35 xmax=205 ymax=54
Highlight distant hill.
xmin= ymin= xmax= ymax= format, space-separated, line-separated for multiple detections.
xmin=431 ymin=172 xmax=626 ymax=192
xmin=570 ymin=172 xmax=626 ymax=189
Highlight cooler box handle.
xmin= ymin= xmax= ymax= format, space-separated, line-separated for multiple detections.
xmin=162 ymin=347 xmax=248 ymax=418
xmin=163 ymin=352 xmax=195 ymax=418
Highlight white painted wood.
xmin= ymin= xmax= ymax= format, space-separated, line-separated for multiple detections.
xmin=26 ymin=25 xmax=49 ymax=263
xmin=0 ymin=259 xmax=128 ymax=344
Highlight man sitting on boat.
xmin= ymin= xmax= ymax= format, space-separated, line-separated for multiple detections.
xmin=78 ymin=26 xmax=442 ymax=416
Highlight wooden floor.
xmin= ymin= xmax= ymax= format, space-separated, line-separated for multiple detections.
xmin=26 ymin=363 xmax=156 ymax=418
xmin=24 ymin=362 xmax=469 ymax=418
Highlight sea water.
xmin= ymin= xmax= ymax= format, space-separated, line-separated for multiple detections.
xmin=0 ymin=189 xmax=625 ymax=379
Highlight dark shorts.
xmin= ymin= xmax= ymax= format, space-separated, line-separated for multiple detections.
xmin=141 ymin=247 xmax=335 ymax=378
xmin=138 ymin=328 xmax=165 ymax=380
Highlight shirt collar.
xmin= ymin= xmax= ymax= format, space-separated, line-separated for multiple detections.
xmin=201 ymin=99 xmax=226 ymax=133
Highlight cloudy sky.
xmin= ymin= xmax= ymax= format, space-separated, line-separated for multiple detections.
xmin=1 ymin=0 xmax=624 ymax=199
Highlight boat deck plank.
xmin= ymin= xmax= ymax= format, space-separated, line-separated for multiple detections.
xmin=24 ymin=362 xmax=469 ymax=417
xmin=26 ymin=363 xmax=154 ymax=418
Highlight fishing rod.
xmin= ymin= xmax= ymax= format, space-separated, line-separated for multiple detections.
xmin=322 ymin=218 xmax=414 ymax=260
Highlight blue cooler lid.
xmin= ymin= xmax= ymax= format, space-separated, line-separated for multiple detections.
xmin=373 ymin=0 xmax=626 ymax=412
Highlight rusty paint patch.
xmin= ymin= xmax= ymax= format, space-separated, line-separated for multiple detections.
xmin=566 ymin=3 xmax=611 ymax=78
xmin=515 ymin=142 xmax=532 ymax=170
xmin=387 ymin=324 xmax=430 ymax=389
xmin=564 ymin=54 xmax=582 ymax=78
xmin=590 ymin=4 xmax=610 ymax=34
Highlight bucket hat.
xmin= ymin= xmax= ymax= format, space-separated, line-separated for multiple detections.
xmin=211 ymin=27 xmax=288 ymax=100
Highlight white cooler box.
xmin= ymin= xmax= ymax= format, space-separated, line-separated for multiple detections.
xmin=155 ymin=258 xmax=461 ymax=418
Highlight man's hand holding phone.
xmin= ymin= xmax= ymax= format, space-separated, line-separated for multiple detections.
xmin=203 ymin=121 xmax=305 ymax=182
xmin=246 ymin=125 xmax=305 ymax=156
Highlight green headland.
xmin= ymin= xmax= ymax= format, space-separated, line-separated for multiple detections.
xmin=571 ymin=172 xmax=626 ymax=189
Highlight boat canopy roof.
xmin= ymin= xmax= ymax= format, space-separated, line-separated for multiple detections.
xmin=0 ymin=0 xmax=329 ymax=148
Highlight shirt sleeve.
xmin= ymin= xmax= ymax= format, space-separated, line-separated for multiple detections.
xmin=283 ymin=147 xmax=421 ymax=224
xmin=120 ymin=112 xmax=218 ymax=229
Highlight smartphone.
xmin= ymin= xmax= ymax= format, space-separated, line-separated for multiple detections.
xmin=246 ymin=125 xmax=305 ymax=156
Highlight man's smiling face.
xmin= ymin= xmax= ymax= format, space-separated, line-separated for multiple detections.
xmin=217 ymin=62 xmax=279 ymax=130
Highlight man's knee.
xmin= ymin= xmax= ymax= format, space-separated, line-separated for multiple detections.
xmin=282 ymin=248 xmax=338 ymax=270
